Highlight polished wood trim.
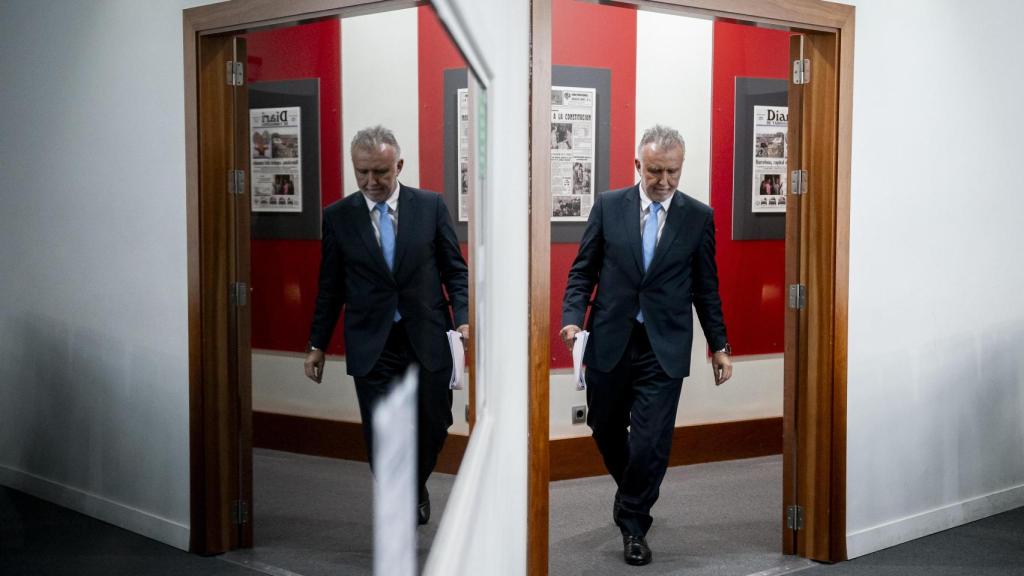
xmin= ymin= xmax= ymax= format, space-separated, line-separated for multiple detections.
xmin=252 ymin=412 xmax=468 ymax=474
xmin=194 ymin=33 xmax=241 ymax=555
xmin=184 ymin=10 xmax=203 ymax=556
xmin=184 ymin=0 xmax=421 ymax=36
xmin=783 ymin=33 xmax=805 ymax=557
xmin=795 ymin=29 xmax=840 ymax=562
xmin=252 ymin=412 xmax=781 ymax=482
xmin=232 ymin=37 xmax=254 ymax=549
xmin=830 ymin=8 xmax=854 ymax=562
xmin=550 ymin=418 xmax=784 ymax=481
xmin=596 ymin=0 xmax=853 ymax=30
xmin=528 ymin=1 xmax=553 ymax=574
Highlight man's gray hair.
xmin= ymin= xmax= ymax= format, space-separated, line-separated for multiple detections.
xmin=351 ymin=125 xmax=402 ymax=157
xmin=637 ymin=125 xmax=686 ymax=157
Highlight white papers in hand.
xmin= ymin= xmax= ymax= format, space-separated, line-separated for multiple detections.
xmin=446 ymin=330 xmax=465 ymax=390
xmin=572 ymin=330 xmax=590 ymax=391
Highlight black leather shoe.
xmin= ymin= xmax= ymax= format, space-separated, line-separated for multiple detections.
xmin=623 ymin=534 xmax=652 ymax=566
xmin=417 ymin=486 xmax=431 ymax=525
xmin=612 ymin=493 xmax=622 ymax=527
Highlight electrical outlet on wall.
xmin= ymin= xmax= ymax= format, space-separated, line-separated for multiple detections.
xmin=571 ymin=405 xmax=587 ymax=425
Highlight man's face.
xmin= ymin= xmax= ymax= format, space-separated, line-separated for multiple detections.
xmin=634 ymin=142 xmax=684 ymax=203
xmin=353 ymin=143 xmax=404 ymax=203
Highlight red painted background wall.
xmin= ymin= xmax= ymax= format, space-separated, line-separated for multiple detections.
xmin=710 ymin=21 xmax=790 ymax=356
xmin=246 ymin=19 xmax=344 ymax=354
xmin=550 ymin=0 xmax=638 ymax=368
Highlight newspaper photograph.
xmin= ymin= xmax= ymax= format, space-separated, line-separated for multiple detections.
xmin=456 ymin=89 xmax=470 ymax=222
xmin=751 ymin=105 xmax=787 ymax=214
xmin=250 ymin=106 xmax=302 ymax=213
xmin=551 ymin=86 xmax=596 ymax=221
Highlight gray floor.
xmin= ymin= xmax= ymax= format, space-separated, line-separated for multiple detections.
xmin=4 ymin=449 xmax=1024 ymax=575
xmin=222 ymin=448 xmax=455 ymax=576
xmin=550 ymin=455 xmax=799 ymax=575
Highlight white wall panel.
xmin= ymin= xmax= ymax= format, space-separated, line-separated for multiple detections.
xmin=341 ymin=9 xmax=420 ymax=194
xmin=635 ymin=11 xmax=713 ymax=203
xmin=0 ymin=0 xmax=221 ymax=550
xmin=841 ymin=0 xmax=1024 ymax=558
xmin=253 ymin=351 xmax=470 ymax=435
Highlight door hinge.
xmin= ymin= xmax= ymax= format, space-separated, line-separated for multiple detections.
xmin=787 ymin=505 xmax=804 ymax=530
xmin=230 ymin=282 xmax=248 ymax=307
xmin=226 ymin=60 xmax=244 ymax=86
xmin=790 ymin=169 xmax=807 ymax=196
xmin=232 ymin=500 xmax=249 ymax=525
xmin=793 ymin=58 xmax=810 ymax=85
xmin=788 ymin=284 xmax=806 ymax=310
xmin=229 ymin=169 xmax=245 ymax=195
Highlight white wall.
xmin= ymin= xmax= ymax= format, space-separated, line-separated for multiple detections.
xmin=340 ymin=9 xmax=420 ymax=194
xmin=0 ymin=0 xmax=220 ymax=551
xmin=423 ymin=1 xmax=530 ymax=574
xmin=254 ymin=351 xmax=471 ymax=434
xmin=842 ymin=0 xmax=1024 ymax=558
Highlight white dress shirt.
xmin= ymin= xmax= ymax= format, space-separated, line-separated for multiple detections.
xmin=638 ymin=182 xmax=671 ymax=243
xmin=362 ymin=182 xmax=400 ymax=245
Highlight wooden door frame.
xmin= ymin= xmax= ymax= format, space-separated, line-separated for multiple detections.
xmin=184 ymin=0 xmax=486 ymax=554
xmin=526 ymin=0 xmax=855 ymax=569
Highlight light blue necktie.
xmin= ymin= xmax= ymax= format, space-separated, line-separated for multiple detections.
xmin=637 ymin=201 xmax=661 ymax=323
xmin=376 ymin=202 xmax=401 ymax=321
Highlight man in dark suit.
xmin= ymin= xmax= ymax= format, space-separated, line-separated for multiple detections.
xmin=304 ymin=125 xmax=469 ymax=526
xmin=560 ymin=125 xmax=733 ymax=566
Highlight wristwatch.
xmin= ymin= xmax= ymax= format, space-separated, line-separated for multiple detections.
xmin=715 ymin=343 xmax=732 ymax=355
xmin=306 ymin=342 xmax=321 ymax=353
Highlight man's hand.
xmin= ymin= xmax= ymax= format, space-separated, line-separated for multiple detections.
xmin=559 ymin=324 xmax=582 ymax=351
xmin=712 ymin=351 xmax=732 ymax=386
xmin=456 ymin=324 xmax=470 ymax=350
xmin=304 ymin=348 xmax=326 ymax=384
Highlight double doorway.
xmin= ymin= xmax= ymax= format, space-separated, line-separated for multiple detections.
xmin=185 ymin=0 xmax=853 ymax=573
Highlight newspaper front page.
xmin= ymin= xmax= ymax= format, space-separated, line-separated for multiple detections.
xmin=456 ymin=89 xmax=470 ymax=222
xmin=751 ymin=105 xmax=787 ymax=214
xmin=551 ymin=87 xmax=596 ymax=222
xmin=250 ymin=106 xmax=302 ymax=213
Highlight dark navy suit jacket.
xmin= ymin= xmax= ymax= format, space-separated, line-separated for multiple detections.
xmin=309 ymin=185 xmax=469 ymax=377
xmin=562 ymin=185 xmax=727 ymax=379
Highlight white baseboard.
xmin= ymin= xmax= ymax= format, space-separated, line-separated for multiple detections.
xmin=0 ymin=464 xmax=190 ymax=551
xmin=846 ymin=482 xmax=1024 ymax=559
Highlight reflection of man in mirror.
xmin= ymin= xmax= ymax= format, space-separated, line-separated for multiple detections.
xmin=560 ymin=125 xmax=732 ymax=566
xmin=304 ymin=125 xmax=469 ymax=526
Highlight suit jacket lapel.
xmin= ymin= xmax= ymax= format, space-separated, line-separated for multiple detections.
xmin=624 ymin=185 xmax=644 ymax=277
xmin=643 ymin=191 xmax=688 ymax=283
xmin=392 ymin=185 xmax=413 ymax=275
xmin=351 ymin=195 xmax=396 ymax=282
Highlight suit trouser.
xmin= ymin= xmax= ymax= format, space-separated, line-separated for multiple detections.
xmin=585 ymin=321 xmax=683 ymax=537
xmin=353 ymin=321 xmax=454 ymax=491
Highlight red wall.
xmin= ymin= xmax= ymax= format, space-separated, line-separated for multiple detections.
xmin=246 ymin=19 xmax=344 ymax=354
xmin=710 ymin=21 xmax=790 ymax=356
xmin=550 ymin=0 xmax=638 ymax=368
xmin=418 ymin=6 xmax=467 ymax=195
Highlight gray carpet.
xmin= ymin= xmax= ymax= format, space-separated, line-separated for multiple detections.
xmin=5 ymin=450 xmax=1024 ymax=575
xmin=221 ymin=448 xmax=455 ymax=576
xmin=550 ymin=455 xmax=794 ymax=575
xmin=800 ymin=505 xmax=1024 ymax=576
